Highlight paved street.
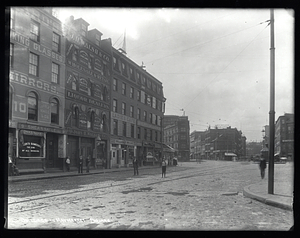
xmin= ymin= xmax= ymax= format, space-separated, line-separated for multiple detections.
xmin=8 ymin=160 xmax=293 ymax=230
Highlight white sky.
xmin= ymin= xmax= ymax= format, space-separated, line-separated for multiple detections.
xmin=56 ymin=8 xmax=294 ymax=142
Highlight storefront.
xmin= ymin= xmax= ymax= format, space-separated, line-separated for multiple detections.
xmin=16 ymin=123 xmax=65 ymax=172
xmin=110 ymin=139 xmax=136 ymax=168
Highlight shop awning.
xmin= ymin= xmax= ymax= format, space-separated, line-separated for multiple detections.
xmin=224 ymin=153 xmax=237 ymax=157
xmin=163 ymin=144 xmax=176 ymax=153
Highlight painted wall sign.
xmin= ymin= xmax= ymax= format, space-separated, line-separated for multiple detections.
xmin=32 ymin=42 xmax=64 ymax=63
xmin=10 ymin=70 xmax=57 ymax=93
xmin=66 ymin=90 xmax=109 ymax=110
xmin=18 ymin=123 xmax=63 ymax=134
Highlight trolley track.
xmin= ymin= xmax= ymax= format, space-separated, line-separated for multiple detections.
xmin=8 ymin=162 xmax=257 ymax=214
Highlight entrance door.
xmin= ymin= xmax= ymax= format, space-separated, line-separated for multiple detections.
xmin=47 ymin=134 xmax=58 ymax=168
xmin=68 ymin=136 xmax=78 ymax=167
xmin=111 ymin=149 xmax=117 ymax=167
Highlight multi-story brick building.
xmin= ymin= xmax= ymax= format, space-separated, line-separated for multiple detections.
xmin=111 ymin=48 xmax=165 ymax=167
xmin=9 ymin=7 xmax=66 ymax=172
xmin=204 ymin=126 xmax=245 ymax=160
xmin=275 ymin=113 xmax=294 ymax=161
xmin=163 ymin=115 xmax=190 ymax=161
xmin=63 ymin=16 xmax=112 ymax=169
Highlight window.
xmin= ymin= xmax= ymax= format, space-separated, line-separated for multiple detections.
xmin=29 ymin=52 xmax=38 ymax=76
xmin=50 ymin=98 xmax=59 ymax=124
xmin=51 ymin=62 xmax=59 ymax=83
xmin=155 ymin=131 xmax=158 ymax=141
xmin=113 ymin=78 xmax=117 ymax=91
xmin=113 ymin=57 xmax=118 ymax=70
xmin=144 ymin=128 xmax=147 ymax=140
xmin=95 ymin=34 xmax=100 ymax=46
xmin=28 ymin=92 xmax=38 ymax=121
xmin=121 ymin=62 xmax=127 ymax=75
xmin=130 ymin=87 xmax=134 ymax=98
xmin=122 ymin=82 xmax=126 ymax=95
xmin=81 ymin=24 xmax=87 ymax=37
xmin=141 ymin=91 xmax=145 ymax=103
xmin=123 ymin=122 xmax=127 ymax=136
xmin=122 ymin=102 xmax=126 ymax=115
xmin=113 ymin=99 xmax=117 ymax=112
xmin=130 ymin=105 xmax=134 ymax=117
xmin=137 ymin=108 xmax=141 ymax=120
xmin=131 ymin=124 xmax=135 ymax=138
xmin=10 ymin=8 xmax=15 ymax=29
xmin=10 ymin=43 xmax=13 ymax=68
xmin=137 ymin=127 xmax=141 ymax=139
xmin=129 ymin=67 xmax=135 ymax=80
xmin=113 ymin=120 xmax=118 ymax=135
xmin=30 ymin=20 xmax=40 ymax=41
xmin=144 ymin=111 xmax=147 ymax=121
xmin=52 ymin=32 xmax=60 ymax=52
xmin=149 ymin=113 xmax=152 ymax=124
xmin=152 ymin=97 xmax=156 ymax=109
xmin=137 ymin=90 xmax=141 ymax=101
xmin=150 ymin=130 xmax=153 ymax=140
xmin=87 ymin=110 xmax=95 ymax=130
xmin=74 ymin=106 xmax=79 ymax=128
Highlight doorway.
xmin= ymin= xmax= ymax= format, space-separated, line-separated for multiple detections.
xmin=47 ymin=133 xmax=58 ymax=168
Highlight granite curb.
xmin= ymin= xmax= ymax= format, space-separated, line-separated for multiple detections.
xmin=243 ymin=184 xmax=293 ymax=211
xmin=8 ymin=165 xmax=158 ymax=183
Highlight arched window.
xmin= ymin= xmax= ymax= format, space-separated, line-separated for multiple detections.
xmin=102 ymin=113 xmax=107 ymax=133
xmin=73 ymin=105 xmax=79 ymax=128
xmin=87 ymin=109 xmax=95 ymax=130
xmin=50 ymin=98 xmax=59 ymax=124
xmin=28 ymin=92 xmax=38 ymax=121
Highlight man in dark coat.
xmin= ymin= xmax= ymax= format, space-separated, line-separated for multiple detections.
xmin=133 ymin=156 xmax=139 ymax=175
xmin=78 ymin=155 xmax=83 ymax=174
xmin=259 ymin=158 xmax=267 ymax=179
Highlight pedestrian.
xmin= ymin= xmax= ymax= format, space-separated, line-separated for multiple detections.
xmin=66 ymin=156 xmax=71 ymax=172
xmin=8 ymin=156 xmax=13 ymax=176
xmin=78 ymin=155 xmax=83 ymax=174
xmin=86 ymin=155 xmax=90 ymax=173
xmin=162 ymin=158 xmax=167 ymax=178
xmin=133 ymin=156 xmax=139 ymax=175
xmin=259 ymin=157 xmax=267 ymax=179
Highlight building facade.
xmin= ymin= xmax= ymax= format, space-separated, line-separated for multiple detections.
xmin=163 ymin=115 xmax=190 ymax=161
xmin=204 ymin=126 xmax=246 ymax=160
xmin=9 ymin=7 xmax=66 ymax=172
xmin=190 ymin=130 xmax=206 ymax=160
xmin=111 ymin=48 xmax=165 ymax=167
xmin=63 ymin=16 xmax=112 ymax=169
xmin=275 ymin=113 xmax=294 ymax=160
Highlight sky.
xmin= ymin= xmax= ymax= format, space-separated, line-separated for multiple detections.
xmin=56 ymin=8 xmax=294 ymax=142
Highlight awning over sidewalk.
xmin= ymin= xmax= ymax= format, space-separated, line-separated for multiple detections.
xmin=224 ymin=153 xmax=237 ymax=157
xmin=163 ymin=144 xmax=176 ymax=153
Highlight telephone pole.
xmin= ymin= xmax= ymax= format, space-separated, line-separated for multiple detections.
xmin=268 ymin=9 xmax=275 ymax=194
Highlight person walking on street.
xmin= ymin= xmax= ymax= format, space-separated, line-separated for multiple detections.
xmin=78 ymin=155 xmax=83 ymax=174
xmin=66 ymin=156 xmax=71 ymax=172
xmin=162 ymin=158 xmax=167 ymax=178
xmin=133 ymin=156 xmax=139 ymax=175
xmin=86 ymin=155 xmax=90 ymax=173
xmin=259 ymin=157 xmax=267 ymax=179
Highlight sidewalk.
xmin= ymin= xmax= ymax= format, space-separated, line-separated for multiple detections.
xmin=243 ymin=163 xmax=294 ymax=211
xmin=8 ymin=165 xmax=157 ymax=183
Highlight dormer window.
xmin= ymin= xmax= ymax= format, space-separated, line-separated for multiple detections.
xmin=81 ymin=24 xmax=87 ymax=36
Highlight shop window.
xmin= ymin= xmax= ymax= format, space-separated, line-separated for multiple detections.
xmin=28 ymin=92 xmax=38 ymax=121
xmin=19 ymin=132 xmax=44 ymax=158
xmin=50 ymin=98 xmax=59 ymax=124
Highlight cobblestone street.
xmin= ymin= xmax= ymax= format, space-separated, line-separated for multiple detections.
xmin=8 ymin=161 xmax=293 ymax=230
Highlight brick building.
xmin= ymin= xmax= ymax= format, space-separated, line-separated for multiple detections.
xmin=9 ymin=7 xmax=66 ymax=172
xmin=111 ymin=48 xmax=165 ymax=167
xmin=275 ymin=113 xmax=294 ymax=161
xmin=163 ymin=115 xmax=190 ymax=161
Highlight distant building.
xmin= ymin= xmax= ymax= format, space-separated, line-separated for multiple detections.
xmin=190 ymin=131 xmax=206 ymax=160
xmin=275 ymin=113 xmax=294 ymax=160
xmin=204 ymin=126 xmax=245 ymax=160
xmin=163 ymin=115 xmax=190 ymax=161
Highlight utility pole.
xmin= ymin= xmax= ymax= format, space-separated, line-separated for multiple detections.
xmin=268 ymin=9 xmax=275 ymax=194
